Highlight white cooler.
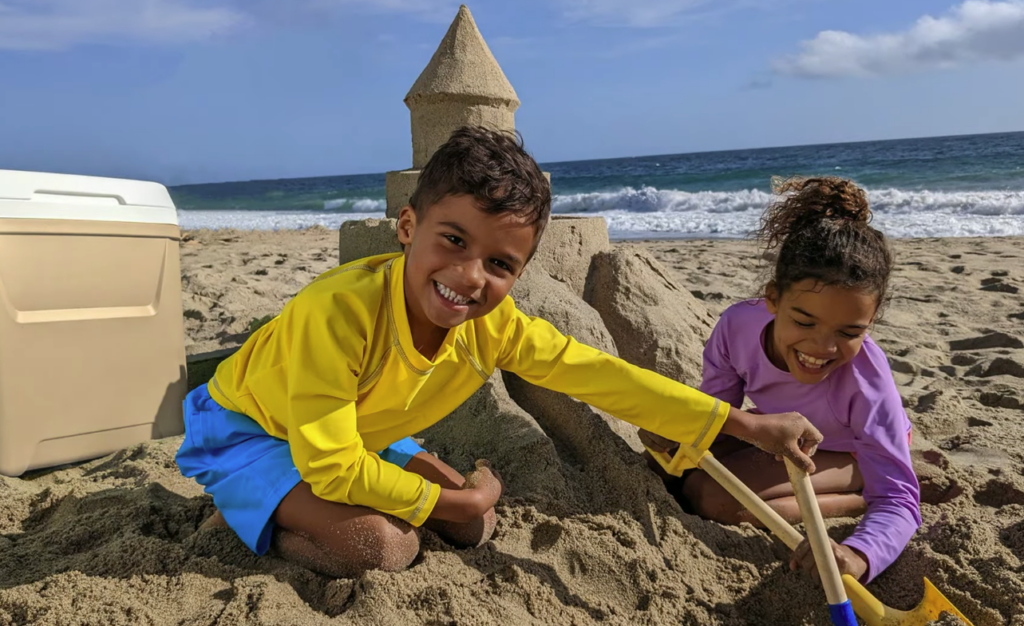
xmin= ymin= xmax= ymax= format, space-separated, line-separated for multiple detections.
xmin=0 ymin=169 xmax=188 ymax=477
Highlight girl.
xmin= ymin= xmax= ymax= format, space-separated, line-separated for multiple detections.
xmin=642 ymin=176 xmax=920 ymax=584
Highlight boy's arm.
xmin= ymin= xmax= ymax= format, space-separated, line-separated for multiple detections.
xmin=288 ymin=393 xmax=495 ymax=524
xmin=495 ymin=307 xmax=821 ymax=470
xmin=280 ymin=295 xmax=442 ymax=526
xmin=642 ymin=315 xmax=746 ymax=452
xmin=286 ymin=377 xmax=443 ymax=527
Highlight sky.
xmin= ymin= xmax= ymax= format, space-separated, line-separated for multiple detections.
xmin=0 ymin=0 xmax=1023 ymax=185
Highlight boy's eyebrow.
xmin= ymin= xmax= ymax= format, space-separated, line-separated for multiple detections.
xmin=438 ymin=221 xmax=468 ymax=235
xmin=793 ymin=306 xmax=868 ymax=329
xmin=438 ymin=220 xmax=523 ymax=267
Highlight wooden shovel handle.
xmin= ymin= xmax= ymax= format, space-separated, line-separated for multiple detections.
xmin=695 ymin=452 xmax=804 ymax=550
xmin=784 ymin=458 xmax=849 ymax=606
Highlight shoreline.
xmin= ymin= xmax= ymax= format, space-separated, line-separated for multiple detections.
xmin=181 ymin=224 xmax=1024 ymax=244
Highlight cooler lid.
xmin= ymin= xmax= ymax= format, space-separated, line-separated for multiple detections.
xmin=0 ymin=169 xmax=179 ymax=226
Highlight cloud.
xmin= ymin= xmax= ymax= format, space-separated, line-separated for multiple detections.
xmin=557 ymin=0 xmax=714 ymax=27
xmin=0 ymin=0 xmax=248 ymax=51
xmin=774 ymin=0 xmax=1024 ymax=78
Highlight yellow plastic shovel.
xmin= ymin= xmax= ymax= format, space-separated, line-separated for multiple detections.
xmin=646 ymin=443 xmax=975 ymax=626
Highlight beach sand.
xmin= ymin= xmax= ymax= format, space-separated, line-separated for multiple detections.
xmin=1 ymin=226 xmax=1022 ymax=625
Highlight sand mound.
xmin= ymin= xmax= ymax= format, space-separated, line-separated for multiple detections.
xmin=2 ymin=230 xmax=1023 ymax=625
xmin=585 ymin=247 xmax=716 ymax=388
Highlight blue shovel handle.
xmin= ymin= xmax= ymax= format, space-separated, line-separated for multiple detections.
xmin=829 ymin=600 xmax=858 ymax=626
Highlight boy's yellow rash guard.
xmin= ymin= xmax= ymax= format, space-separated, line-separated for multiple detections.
xmin=208 ymin=252 xmax=730 ymax=527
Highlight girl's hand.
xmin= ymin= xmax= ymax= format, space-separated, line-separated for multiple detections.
xmin=789 ymin=537 xmax=869 ymax=583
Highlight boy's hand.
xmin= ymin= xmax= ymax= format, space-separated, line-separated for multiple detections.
xmin=721 ymin=407 xmax=822 ymax=474
xmin=464 ymin=459 xmax=504 ymax=513
xmin=638 ymin=428 xmax=679 ymax=454
xmin=432 ymin=459 xmax=504 ymax=523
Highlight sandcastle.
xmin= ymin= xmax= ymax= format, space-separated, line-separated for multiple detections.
xmin=337 ymin=4 xmax=719 ymax=518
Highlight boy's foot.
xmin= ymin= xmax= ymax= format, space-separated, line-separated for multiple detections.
xmin=199 ymin=509 xmax=229 ymax=531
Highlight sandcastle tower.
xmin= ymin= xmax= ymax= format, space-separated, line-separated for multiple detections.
xmin=384 ymin=4 xmax=546 ymax=218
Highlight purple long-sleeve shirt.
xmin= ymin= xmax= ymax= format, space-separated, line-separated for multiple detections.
xmin=701 ymin=299 xmax=921 ymax=582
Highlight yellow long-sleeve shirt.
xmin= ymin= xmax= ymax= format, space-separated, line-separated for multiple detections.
xmin=208 ymin=252 xmax=730 ymax=527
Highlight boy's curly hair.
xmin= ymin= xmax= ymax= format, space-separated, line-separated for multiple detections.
xmin=757 ymin=176 xmax=894 ymax=315
xmin=410 ymin=126 xmax=552 ymax=244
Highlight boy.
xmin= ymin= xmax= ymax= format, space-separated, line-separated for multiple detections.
xmin=176 ymin=126 xmax=823 ymax=578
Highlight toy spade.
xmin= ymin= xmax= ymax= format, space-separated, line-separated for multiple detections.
xmin=645 ymin=443 xmax=975 ymax=626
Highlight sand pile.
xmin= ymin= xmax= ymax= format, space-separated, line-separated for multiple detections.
xmin=1 ymin=227 xmax=1022 ymax=625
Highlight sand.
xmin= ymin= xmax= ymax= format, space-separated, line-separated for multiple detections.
xmin=1 ymin=228 xmax=1022 ymax=625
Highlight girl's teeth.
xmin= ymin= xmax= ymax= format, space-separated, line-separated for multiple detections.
xmin=797 ymin=351 xmax=830 ymax=369
xmin=437 ymin=282 xmax=469 ymax=305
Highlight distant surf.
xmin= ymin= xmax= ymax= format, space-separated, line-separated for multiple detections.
xmin=172 ymin=131 xmax=1024 ymax=238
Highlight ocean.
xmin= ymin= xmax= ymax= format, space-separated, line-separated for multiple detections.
xmin=169 ymin=131 xmax=1024 ymax=240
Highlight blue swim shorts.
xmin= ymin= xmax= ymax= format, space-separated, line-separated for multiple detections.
xmin=175 ymin=383 xmax=426 ymax=555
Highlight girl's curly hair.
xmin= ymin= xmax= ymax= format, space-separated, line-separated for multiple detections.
xmin=757 ymin=176 xmax=893 ymax=316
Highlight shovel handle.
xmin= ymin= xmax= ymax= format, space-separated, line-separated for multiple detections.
xmin=696 ymin=453 xmax=805 ymax=550
xmin=645 ymin=445 xmax=804 ymax=549
xmin=785 ymin=458 xmax=858 ymax=626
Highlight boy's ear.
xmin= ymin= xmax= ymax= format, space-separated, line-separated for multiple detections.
xmin=764 ymin=281 xmax=780 ymax=314
xmin=396 ymin=205 xmax=416 ymax=246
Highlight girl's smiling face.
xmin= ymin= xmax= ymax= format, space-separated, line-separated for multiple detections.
xmin=765 ymin=280 xmax=879 ymax=384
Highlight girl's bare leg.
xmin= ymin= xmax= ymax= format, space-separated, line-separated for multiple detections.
xmin=680 ymin=442 xmax=867 ymax=526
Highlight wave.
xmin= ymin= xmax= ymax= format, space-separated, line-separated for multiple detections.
xmin=178 ymin=211 xmax=385 ymax=231
xmin=323 ymin=198 xmax=386 ymax=212
xmin=176 ymin=185 xmax=1024 ymax=238
xmin=551 ymin=186 xmax=1024 ymax=217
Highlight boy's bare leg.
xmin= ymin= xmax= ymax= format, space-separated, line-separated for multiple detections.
xmin=271 ymin=481 xmax=420 ymax=578
xmin=199 ymin=509 xmax=229 ymax=530
xmin=404 ymin=451 xmax=497 ymax=548
xmin=198 ymin=452 xmax=494 ymax=577
xmin=680 ymin=443 xmax=867 ymax=526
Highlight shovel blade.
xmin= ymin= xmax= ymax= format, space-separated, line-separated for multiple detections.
xmin=843 ymin=575 xmax=974 ymax=626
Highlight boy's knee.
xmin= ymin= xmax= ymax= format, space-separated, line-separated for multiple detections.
xmin=438 ymin=507 xmax=497 ymax=549
xmin=353 ymin=515 xmax=421 ymax=573
xmin=682 ymin=473 xmax=745 ymax=526
xmin=296 ymin=515 xmax=420 ymax=577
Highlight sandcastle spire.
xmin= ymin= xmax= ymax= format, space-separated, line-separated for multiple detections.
xmin=404 ymin=5 xmax=519 ymax=170
xmin=385 ymin=4 xmax=537 ymax=218
xmin=405 ymin=5 xmax=519 ymax=107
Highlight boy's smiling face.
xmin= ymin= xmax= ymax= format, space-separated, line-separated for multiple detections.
xmin=397 ymin=194 xmax=539 ymax=349
xmin=765 ymin=280 xmax=878 ymax=384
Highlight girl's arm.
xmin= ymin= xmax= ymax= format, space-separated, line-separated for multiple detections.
xmin=840 ymin=363 xmax=922 ymax=583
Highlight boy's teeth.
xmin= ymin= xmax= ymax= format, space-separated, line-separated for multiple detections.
xmin=436 ymin=281 xmax=469 ymax=305
xmin=797 ymin=351 xmax=830 ymax=369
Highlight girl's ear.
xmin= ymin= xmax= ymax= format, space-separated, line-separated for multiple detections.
xmin=764 ymin=281 xmax=780 ymax=315
xmin=397 ymin=205 xmax=416 ymax=246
